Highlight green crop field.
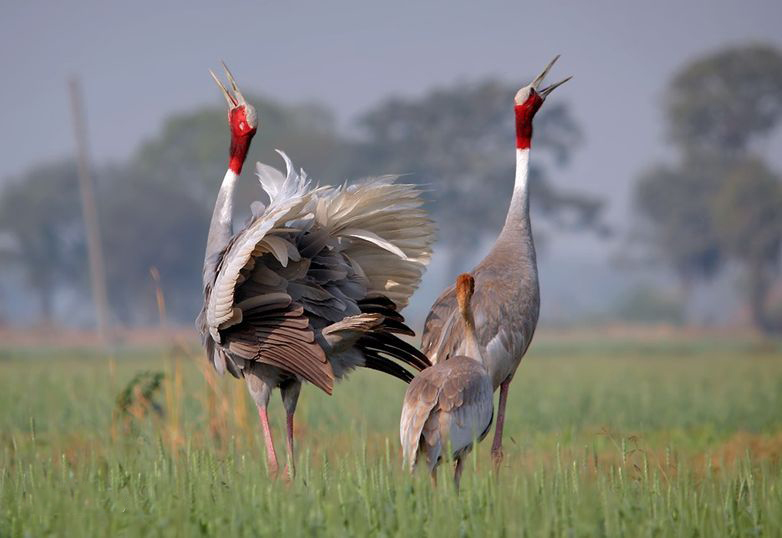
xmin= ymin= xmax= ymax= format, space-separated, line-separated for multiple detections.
xmin=2 ymin=335 xmax=782 ymax=536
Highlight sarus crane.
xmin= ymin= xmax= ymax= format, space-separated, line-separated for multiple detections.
xmin=420 ymin=56 xmax=571 ymax=472
xmin=197 ymin=64 xmax=435 ymax=479
xmin=400 ymin=273 xmax=493 ymax=490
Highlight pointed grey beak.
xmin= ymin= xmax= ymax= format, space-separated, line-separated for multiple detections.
xmin=221 ymin=61 xmax=247 ymax=105
xmin=209 ymin=61 xmax=247 ymax=108
xmin=539 ymin=76 xmax=573 ymax=98
xmin=532 ymin=55 xmax=560 ymax=89
xmin=532 ymin=55 xmax=572 ymax=98
xmin=210 ymin=69 xmax=236 ymax=107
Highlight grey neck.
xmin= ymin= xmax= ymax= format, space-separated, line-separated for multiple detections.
xmin=203 ymin=169 xmax=237 ymax=286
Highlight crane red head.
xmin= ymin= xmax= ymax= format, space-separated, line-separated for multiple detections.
xmin=514 ymin=55 xmax=572 ymax=149
xmin=210 ymin=62 xmax=258 ymax=174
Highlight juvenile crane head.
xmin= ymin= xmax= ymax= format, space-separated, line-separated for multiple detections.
xmin=210 ymin=62 xmax=258 ymax=173
xmin=514 ymin=55 xmax=572 ymax=148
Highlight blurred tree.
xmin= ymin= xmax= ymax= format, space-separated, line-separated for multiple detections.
xmin=633 ymin=159 xmax=724 ymax=286
xmin=351 ymin=80 xmax=603 ymax=259
xmin=666 ymin=44 xmax=782 ymax=155
xmin=713 ymin=159 xmax=782 ymax=331
xmin=0 ymin=161 xmax=85 ymax=323
xmin=97 ymin=165 xmax=209 ymax=324
xmin=631 ymin=44 xmax=782 ymax=332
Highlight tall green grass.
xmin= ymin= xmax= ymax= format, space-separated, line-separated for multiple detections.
xmin=1 ymin=342 xmax=781 ymax=536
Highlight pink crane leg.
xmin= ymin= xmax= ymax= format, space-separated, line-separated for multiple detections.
xmin=284 ymin=412 xmax=296 ymax=479
xmin=257 ymin=406 xmax=279 ymax=477
xmin=491 ymin=379 xmax=510 ymax=471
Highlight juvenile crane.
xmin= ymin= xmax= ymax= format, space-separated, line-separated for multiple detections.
xmin=400 ymin=273 xmax=493 ymax=490
xmin=421 ymin=56 xmax=571 ymax=471
xmin=197 ymin=65 xmax=435 ymax=478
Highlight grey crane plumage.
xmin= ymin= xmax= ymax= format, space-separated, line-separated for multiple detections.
xmin=420 ymin=56 xmax=571 ymax=472
xmin=400 ymin=273 xmax=493 ymax=489
xmin=197 ymin=65 xmax=435 ymax=479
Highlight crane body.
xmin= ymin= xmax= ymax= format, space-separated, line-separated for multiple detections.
xmin=400 ymin=274 xmax=493 ymax=489
xmin=420 ymin=57 xmax=571 ymax=471
xmin=198 ymin=65 xmax=434 ymax=478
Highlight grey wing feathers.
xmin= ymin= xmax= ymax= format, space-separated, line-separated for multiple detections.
xmin=222 ymin=295 xmax=334 ymax=394
xmin=438 ymin=363 xmax=494 ymax=460
xmin=320 ymin=313 xmax=384 ymax=350
xmin=400 ymin=357 xmax=493 ymax=471
xmin=206 ymin=152 xmax=434 ymax=338
xmin=420 ymin=283 xmax=457 ymax=363
xmin=200 ymin=152 xmax=435 ymax=392
xmin=421 ymin=268 xmax=538 ymax=389
xmin=352 ymin=297 xmax=431 ymax=382
xmin=400 ymin=370 xmax=440 ymax=470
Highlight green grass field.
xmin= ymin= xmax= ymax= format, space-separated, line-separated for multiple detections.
xmin=2 ymin=335 xmax=782 ymax=536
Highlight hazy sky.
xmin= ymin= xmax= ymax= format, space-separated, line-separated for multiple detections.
xmin=3 ymin=0 xmax=782 ymax=225
xmin=3 ymin=0 xmax=782 ymax=323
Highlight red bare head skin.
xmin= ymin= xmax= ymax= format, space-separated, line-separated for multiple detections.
xmin=513 ymin=56 xmax=571 ymax=149
xmin=210 ymin=63 xmax=258 ymax=174
xmin=228 ymin=105 xmax=257 ymax=174
xmin=515 ymin=89 xmax=544 ymax=149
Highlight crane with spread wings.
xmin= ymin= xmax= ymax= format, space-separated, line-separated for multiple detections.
xmin=197 ymin=64 xmax=435 ymax=479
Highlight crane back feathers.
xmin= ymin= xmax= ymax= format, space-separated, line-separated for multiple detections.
xmin=400 ymin=356 xmax=494 ymax=472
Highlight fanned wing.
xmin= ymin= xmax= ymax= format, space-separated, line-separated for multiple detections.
xmin=206 ymin=152 xmax=319 ymax=340
xmin=352 ymin=297 xmax=431 ymax=380
xmin=201 ymin=152 xmax=435 ymax=392
xmin=315 ymin=176 xmax=434 ymax=310
xmin=223 ymin=296 xmax=334 ymax=394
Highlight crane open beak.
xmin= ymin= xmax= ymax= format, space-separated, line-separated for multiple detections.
xmin=209 ymin=61 xmax=247 ymax=108
xmin=532 ymin=55 xmax=572 ymax=99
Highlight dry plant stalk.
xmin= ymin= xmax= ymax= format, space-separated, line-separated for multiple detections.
xmin=232 ymin=381 xmax=251 ymax=447
xmin=197 ymin=357 xmax=228 ymax=447
xmin=150 ymin=266 xmax=184 ymax=454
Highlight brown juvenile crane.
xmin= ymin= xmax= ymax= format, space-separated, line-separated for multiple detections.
xmin=197 ymin=64 xmax=435 ymax=479
xmin=420 ymin=56 xmax=571 ymax=471
xmin=400 ymin=273 xmax=493 ymax=490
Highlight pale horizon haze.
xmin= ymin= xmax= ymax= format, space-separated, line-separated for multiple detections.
xmin=2 ymin=0 xmax=781 ymax=323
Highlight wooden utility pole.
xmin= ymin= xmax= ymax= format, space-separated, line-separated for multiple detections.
xmin=69 ymin=77 xmax=111 ymax=344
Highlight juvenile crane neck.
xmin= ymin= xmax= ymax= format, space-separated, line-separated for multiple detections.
xmin=463 ymin=313 xmax=484 ymax=365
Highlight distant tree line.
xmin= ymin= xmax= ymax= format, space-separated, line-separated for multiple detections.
xmin=630 ymin=44 xmax=782 ymax=333
xmin=0 ymin=79 xmax=599 ymax=326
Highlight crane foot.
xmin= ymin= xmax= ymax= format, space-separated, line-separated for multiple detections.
xmin=266 ymin=461 xmax=280 ymax=480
